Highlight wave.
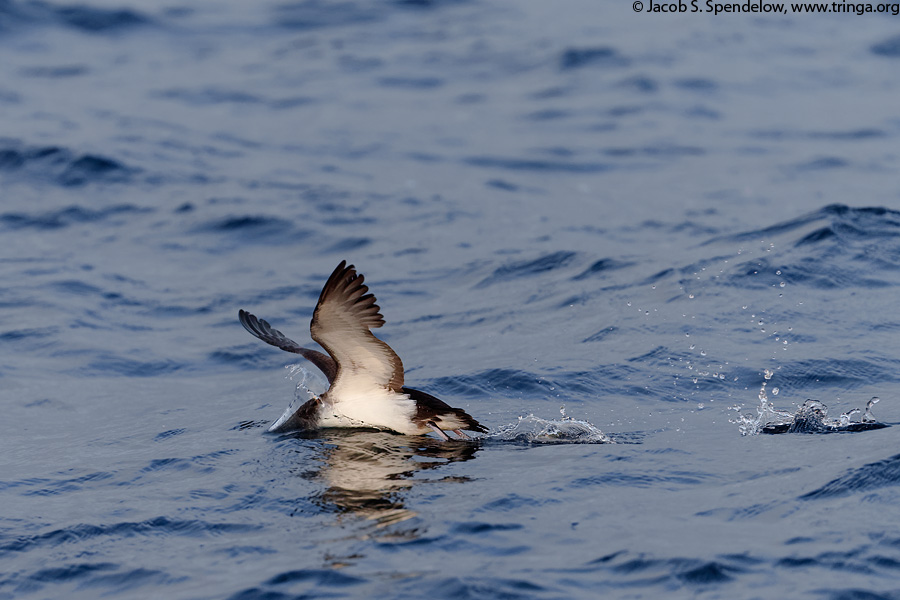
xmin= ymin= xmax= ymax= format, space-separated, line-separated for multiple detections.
xmin=0 ymin=139 xmax=136 ymax=186
xmin=0 ymin=204 xmax=149 ymax=230
xmin=708 ymin=205 xmax=900 ymax=290
xmin=0 ymin=1 xmax=151 ymax=34
xmin=801 ymin=453 xmax=900 ymax=500
xmin=0 ymin=517 xmax=259 ymax=557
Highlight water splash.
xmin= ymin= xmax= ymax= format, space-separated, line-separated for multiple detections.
xmin=486 ymin=407 xmax=612 ymax=444
xmin=768 ymin=399 xmax=885 ymax=433
xmin=863 ymin=396 xmax=880 ymax=422
xmin=730 ymin=374 xmax=793 ymax=435
xmin=783 ymin=399 xmax=831 ymax=433
xmin=730 ymin=371 xmax=887 ymax=435
xmin=285 ymin=363 xmax=328 ymax=396
xmin=268 ymin=364 xmax=328 ymax=433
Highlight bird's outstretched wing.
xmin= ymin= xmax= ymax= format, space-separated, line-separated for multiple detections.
xmin=310 ymin=261 xmax=404 ymax=391
xmin=238 ymin=308 xmax=337 ymax=383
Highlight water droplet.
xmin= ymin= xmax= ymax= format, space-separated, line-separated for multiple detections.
xmin=839 ymin=408 xmax=860 ymax=427
xmin=688 ymin=293 xmax=695 ymax=299
xmin=626 ymin=301 xmax=632 ymax=307
xmin=700 ymin=350 xmax=707 ymax=356
xmin=772 ymin=387 xmax=779 ymax=395
xmin=764 ymin=369 xmax=774 ymax=380
xmin=779 ymin=282 xmax=786 ymax=288
xmin=864 ymin=397 xmax=880 ymax=422
xmin=776 ymin=270 xmax=781 ymax=275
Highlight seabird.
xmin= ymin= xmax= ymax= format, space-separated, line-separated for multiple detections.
xmin=239 ymin=261 xmax=487 ymax=440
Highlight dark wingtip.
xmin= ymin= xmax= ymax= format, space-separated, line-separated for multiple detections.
xmin=313 ymin=260 xmax=386 ymax=330
xmin=238 ymin=309 xmax=272 ymax=341
xmin=317 ymin=260 xmax=352 ymax=306
xmin=238 ymin=308 xmax=253 ymax=332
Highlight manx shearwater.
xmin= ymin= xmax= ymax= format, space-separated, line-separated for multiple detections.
xmin=239 ymin=261 xmax=486 ymax=440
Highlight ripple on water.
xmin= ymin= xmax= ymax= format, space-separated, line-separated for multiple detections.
xmin=152 ymin=87 xmax=313 ymax=108
xmin=0 ymin=140 xmax=136 ymax=186
xmin=0 ymin=204 xmax=150 ymax=230
xmin=225 ymin=570 xmax=366 ymax=600
xmin=191 ymin=214 xmax=316 ymax=248
xmin=464 ymin=156 xmax=610 ymax=174
xmin=800 ymin=453 xmax=900 ymax=501
xmin=0 ymin=517 xmax=261 ymax=557
xmin=711 ymin=205 xmax=900 ymax=289
xmin=450 ymin=521 xmax=524 ymax=534
xmin=1 ymin=563 xmax=184 ymax=598
xmin=0 ymin=2 xmax=152 ymax=34
xmin=80 ymin=354 xmax=186 ymax=377
xmin=53 ymin=6 xmax=151 ymax=33
xmin=559 ymin=46 xmax=629 ymax=70
xmin=429 ymin=368 xmax=554 ymax=397
xmin=551 ymin=552 xmax=749 ymax=592
xmin=572 ymin=257 xmax=634 ymax=280
xmin=871 ymin=34 xmax=900 ymax=58
xmin=477 ymin=251 xmax=578 ymax=286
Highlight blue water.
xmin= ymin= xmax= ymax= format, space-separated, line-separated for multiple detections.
xmin=3 ymin=1 xmax=900 ymax=598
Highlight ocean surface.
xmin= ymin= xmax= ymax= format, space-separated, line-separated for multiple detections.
xmin=3 ymin=1 xmax=900 ymax=598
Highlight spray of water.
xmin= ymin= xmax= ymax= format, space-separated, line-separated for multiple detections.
xmin=729 ymin=372 xmax=792 ymax=435
xmin=485 ymin=405 xmax=613 ymax=444
xmin=730 ymin=371 xmax=886 ymax=435
xmin=268 ymin=364 xmax=328 ymax=433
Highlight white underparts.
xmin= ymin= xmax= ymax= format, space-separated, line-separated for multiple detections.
xmin=317 ymin=377 xmax=421 ymax=434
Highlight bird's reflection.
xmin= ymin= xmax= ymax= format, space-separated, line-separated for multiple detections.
xmin=294 ymin=429 xmax=480 ymax=529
